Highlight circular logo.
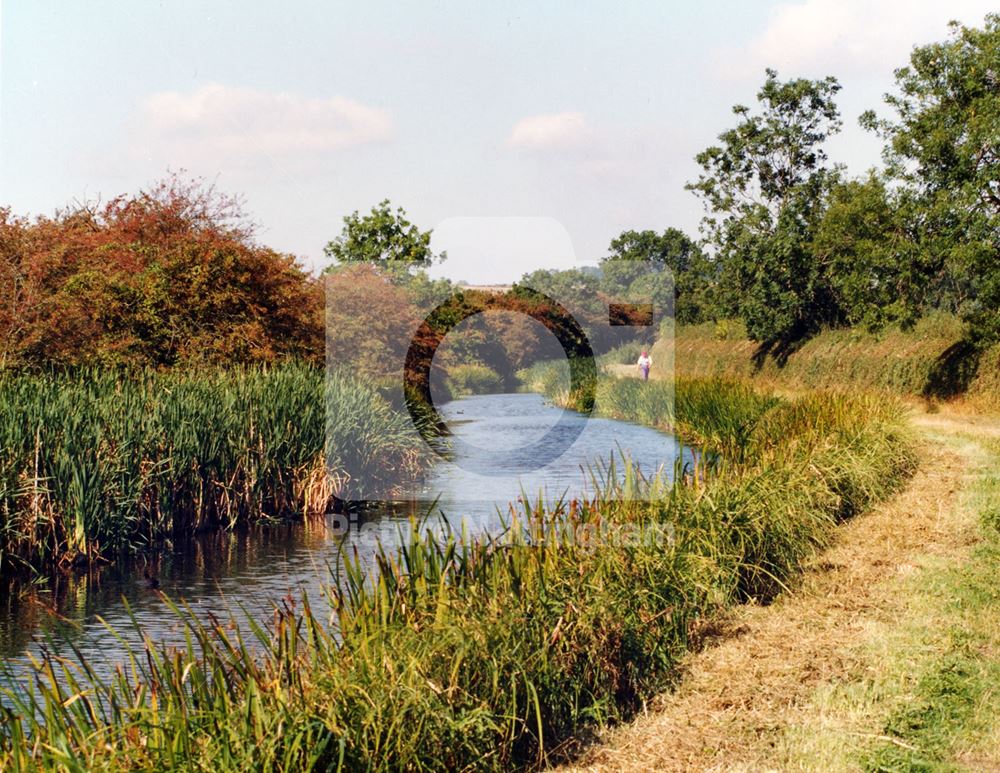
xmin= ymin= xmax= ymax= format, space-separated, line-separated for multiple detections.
xmin=403 ymin=291 xmax=596 ymax=475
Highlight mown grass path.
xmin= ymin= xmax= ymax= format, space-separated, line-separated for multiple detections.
xmin=557 ymin=405 xmax=1000 ymax=772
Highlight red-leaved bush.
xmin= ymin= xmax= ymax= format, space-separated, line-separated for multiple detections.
xmin=0 ymin=176 xmax=323 ymax=368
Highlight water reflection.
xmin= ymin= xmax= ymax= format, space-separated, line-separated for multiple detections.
xmin=1 ymin=393 xmax=691 ymax=680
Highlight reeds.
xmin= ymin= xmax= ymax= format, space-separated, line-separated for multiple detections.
xmin=0 ymin=365 xmax=424 ymax=574
xmin=0 ymin=376 xmax=917 ymax=770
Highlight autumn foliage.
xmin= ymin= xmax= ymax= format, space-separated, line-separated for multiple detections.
xmin=0 ymin=177 xmax=323 ymax=368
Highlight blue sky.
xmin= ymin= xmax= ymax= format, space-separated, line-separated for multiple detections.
xmin=1 ymin=1 xmax=995 ymax=282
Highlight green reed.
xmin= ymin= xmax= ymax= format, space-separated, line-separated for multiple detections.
xmin=0 ymin=365 xmax=424 ymax=573
xmin=0 ymin=377 xmax=917 ymax=771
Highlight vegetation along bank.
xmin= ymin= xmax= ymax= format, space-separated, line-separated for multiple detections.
xmin=0 ymin=376 xmax=915 ymax=770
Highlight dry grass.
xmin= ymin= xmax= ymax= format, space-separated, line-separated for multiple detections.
xmin=557 ymin=405 xmax=999 ymax=772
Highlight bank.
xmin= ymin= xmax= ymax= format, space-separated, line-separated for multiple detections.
xmin=659 ymin=315 xmax=1000 ymax=411
xmin=554 ymin=324 xmax=1000 ymax=771
xmin=1 ymin=373 xmax=915 ymax=770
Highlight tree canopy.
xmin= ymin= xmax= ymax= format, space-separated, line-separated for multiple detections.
xmin=324 ymin=200 xmax=444 ymax=267
xmin=601 ymin=228 xmax=716 ymax=324
xmin=862 ymin=14 xmax=1000 ymax=343
xmin=687 ymin=69 xmax=844 ymax=343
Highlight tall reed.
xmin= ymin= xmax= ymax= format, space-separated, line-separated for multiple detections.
xmin=0 ymin=365 xmax=424 ymax=573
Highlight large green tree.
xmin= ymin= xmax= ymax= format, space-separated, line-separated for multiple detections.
xmin=862 ymin=14 xmax=1000 ymax=342
xmin=687 ymin=69 xmax=843 ymax=343
xmin=811 ymin=174 xmax=923 ymax=331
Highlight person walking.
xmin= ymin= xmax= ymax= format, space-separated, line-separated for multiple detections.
xmin=637 ymin=350 xmax=652 ymax=381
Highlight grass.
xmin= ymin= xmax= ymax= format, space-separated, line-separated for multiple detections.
xmin=518 ymin=358 xmax=598 ymax=414
xmin=592 ymin=376 xmax=782 ymax=461
xmin=0 ymin=373 xmax=917 ymax=771
xmin=772 ymin=430 xmax=1000 ymax=773
xmin=858 ymin=435 xmax=1000 ymax=772
xmin=0 ymin=365 xmax=425 ymax=574
xmin=597 ymin=341 xmax=645 ymax=367
xmin=607 ymin=418 xmax=1000 ymax=772
xmin=517 ymin=359 xmax=570 ymax=398
xmin=658 ymin=314 xmax=1000 ymax=410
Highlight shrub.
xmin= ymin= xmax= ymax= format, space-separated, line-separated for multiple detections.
xmin=600 ymin=341 xmax=643 ymax=366
xmin=0 ymin=176 xmax=323 ymax=368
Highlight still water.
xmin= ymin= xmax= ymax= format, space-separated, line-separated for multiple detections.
xmin=0 ymin=393 xmax=692 ymax=680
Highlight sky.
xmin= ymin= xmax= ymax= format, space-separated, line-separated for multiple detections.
xmin=1 ymin=0 xmax=996 ymax=283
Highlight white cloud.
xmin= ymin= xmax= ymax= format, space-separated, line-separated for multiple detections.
xmin=505 ymin=111 xmax=695 ymax=186
xmin=128 ymin=83 xmax=393 ymax=171
xmin=500 ymin=112 xmax=702 ymax=248
xmin=715 ymin=0 xmax=995 ymax=80
xmin=505 ymin=112 xmax=594 ymax=152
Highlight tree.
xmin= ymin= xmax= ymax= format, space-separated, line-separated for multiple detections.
xmin=811 ymin=174 xmax=923 ymax=331
xmin=602 ymin=227 xmax=717 ymax=324
xmin=687 ymin=69 xmax=843 ymax=343
xmin=606 ymin=228 xmax=699 ymax=272
xmin=324 ymin=263 xmax=420 ymax=376
xmin=861 ymin=14 xmax=1000 ymax=343
xmin=324 ymin=200 xmax=444 ymax=267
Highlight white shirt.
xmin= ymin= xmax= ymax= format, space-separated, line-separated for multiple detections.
xmin=637 ymin=354 xmax=652 ymax=369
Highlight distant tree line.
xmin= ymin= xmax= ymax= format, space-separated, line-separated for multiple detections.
xmin=625 ymin=15 xmax=1000 ymax=348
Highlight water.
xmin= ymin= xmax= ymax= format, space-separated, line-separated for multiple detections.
xmin=0 ymin=393 xmax=691 ymax=681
